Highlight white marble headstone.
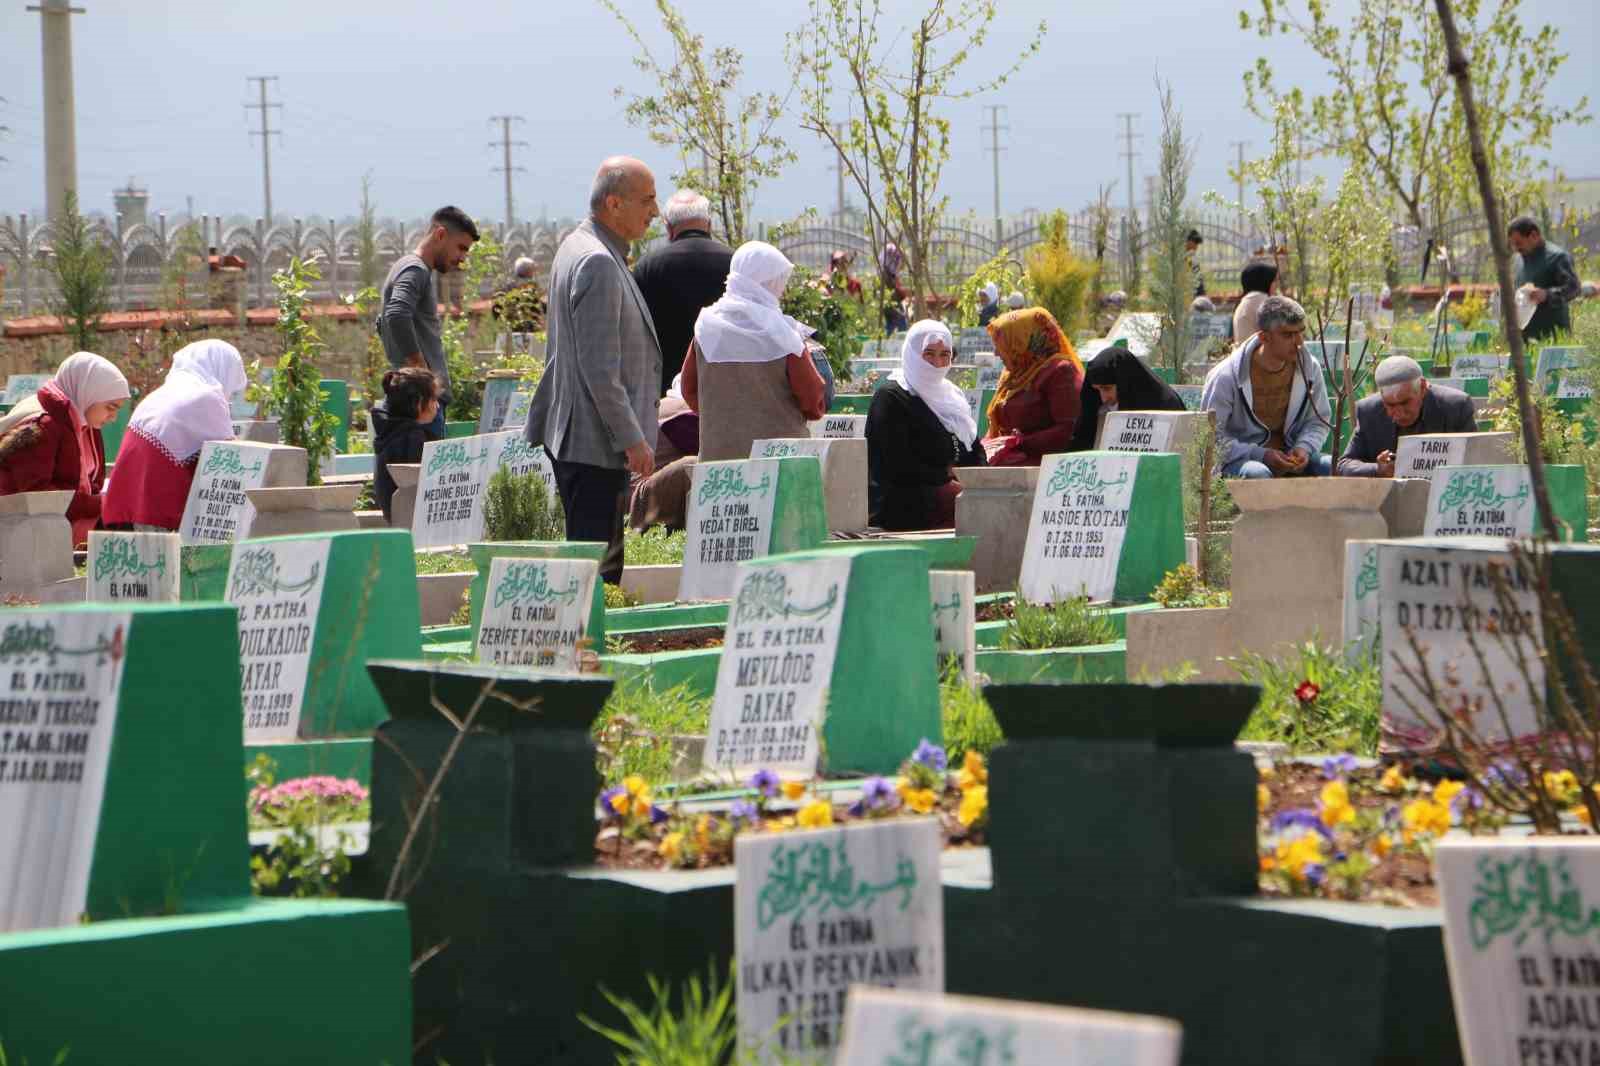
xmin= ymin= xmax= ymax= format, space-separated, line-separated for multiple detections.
xmin=679 ymin=459 xmax=784 ymax=602
xmin=1019 ymin=453 xmax=1139 ymax=603
xmin=0 ymin=610 xmax=130 ymax=932
xmin=178 ymin=441 xmax=276 ymax=545
xmin=0 ymin=374 xmax=50 ymax=407
xmin=810 ymin=415 xmax=868 ymax=439
xmin=736 ymin=819 xmax=944 ymax=1063
xmin=752 ymin=438 xmax=833 ymax=462
xmin=1424 ymin=466 xmax=1536 ymax=537
xmin=86 ymin=531 xmax=180 ymax=603
xmin=475 ymin=556 xmax=597 ymax=672
xmin=1097 ymin=411 xmax=1179 ymax=453
xmin=226 ymin=537 xmax=332 ymax=743
xmin=929 ymin=570 xmax=976 ymax=682
xmin=1393 ymin=434 xmax=1468 ymax=481
xmin=1341 ymin=539 xmax=1382 ymax=656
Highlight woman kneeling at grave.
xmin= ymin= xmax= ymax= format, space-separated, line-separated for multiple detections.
xmin=0 ymin=352 xmax=130 ymax=546
xmin=1069 ymin=345 xmax=1187 ymax=451
xmin=681 ymin=241 xmax=828 ymax=461
xmin=372 ymin=366 xmax=442 ymax=523
xmin=104 ymin=338 xmax=247 ymax=532
xmin=866 ymin=320 xmax=985 ymax=530
xmin=981 ymin=307 xmax=1084 ymax=466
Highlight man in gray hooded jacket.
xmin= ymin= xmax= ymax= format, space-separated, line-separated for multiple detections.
xmin=1201 ymin=295 xmax=1332 ymax=479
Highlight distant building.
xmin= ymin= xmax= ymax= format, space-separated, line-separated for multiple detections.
xmin=113 ymin=178 xmax=148 ymax=227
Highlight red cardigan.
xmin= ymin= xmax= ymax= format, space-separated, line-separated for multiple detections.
xmin=988 ymin=359 xmax=1084 ymax=461
xmin=0 ymin=388 xmax=105 ymax=543
xmin=101 ymin=427 xmax=197 ymax=532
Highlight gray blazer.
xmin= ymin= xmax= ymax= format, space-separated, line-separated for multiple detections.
xmin=1337 ymin=384 xmax=1478 ymax=477
xmin=525 ymin=218 xmax=662 ymax=469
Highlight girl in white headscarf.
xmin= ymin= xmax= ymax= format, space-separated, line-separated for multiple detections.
xmin=978 ymin=282 xmax=1002 ymax=326
xmin=0 ymin=351 xmax=131 ymax=545
xmin=865 ymin=319 xmax=986 ymax=531
xmin=103 ymin=338 xmax=247 ymax=531
xmin=681 ymin=241 xmax=829 ymax=461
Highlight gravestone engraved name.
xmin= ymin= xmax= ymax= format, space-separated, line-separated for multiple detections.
xmin=1393 ymin=435 xmax=1467 ymax=481
xmin=1019 ymin=453 xmax=1138 ymax=603
xmin=178 ymin=441 xmax=274 ymax=545
xmin=1098 ymin=411 xmax=1177 ymax=453
xmin=225 ymin=537 xmax=331 ymax=743
xmin=87 ymin=531 xmax=179 ymax=603
xmin=1425 ymin=467 xmax=1534 ymax=537
xmin=475 ymin=556 xmax=597 ymax=672
xmin=679 ymin=460 xmax=784 ymax=602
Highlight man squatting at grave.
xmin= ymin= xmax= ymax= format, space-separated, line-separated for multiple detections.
xmin=1201 ymin=294 xmax=1333 ymax=479
xmin=1337 ymin=356 xmax=1476 ymax=478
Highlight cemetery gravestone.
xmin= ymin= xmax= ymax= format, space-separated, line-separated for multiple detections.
xmin=1424 ymin=465 xmax=1588 ymax=540
xmin=1095 ymin=410 xmax=1206 ymax=456
xmin=750 ymin=438 xmax=868 ymax=533
xmin=735 ymin=819 xmax=944 ymax=1063
xmin=1534 ymin=346 xmax=1586 ymax=390
xmin=0 ymin=604 xmax=245 ymax=931
xmin=225 ymin=529 xmax=422 ymax=742
xmin=178 ymin=441 xmax=307 ymax=546
xmin=1450 ymin=354 xmax=1507 ymax=382
xmin=1392 ymin=432 xmax=1514 ymax=482
xmin=1341 ymin=539 xmax=1385 ymax=658
xmin=1553 ymin=371 xmax=1594 ymax=402
xmin=86 ymin=531 xmax=179 ymax=603
xmin=0 ymin=491 xmax=75 ymax=598
xmin=704 ymin=546 xmax=939 ymax=776
xmin=467 ymin=541 xmax=607 ymax=649
xmin=1019 ymin=452 xmax=1184 ymax=604
xmin=929 ymin=570 xmax=976 ymax=681
xmin=679 ymin=458 xmax=828 ymax=602
xmin=1377 ymin=538 xmax=1544 ymax=753
xmin=413 ymin=431 xmax=555 ymax=549
xmin=1435 ymin=838 xmax=1600 ymax=1066
xmin=478 ymin=376 xmax=522 ymax=433
xmin=1108 ymin=313 xmax=1162 ymax=359
xmin=838 ymin=987 xmax=1182 ymax=1066
xmin=0 ymin=374 xmax=50 ymax=407
xmin=809 ymin=414 xmax=867 ymax=439
xmin=474 ymin=556 xmax=598 ymax=672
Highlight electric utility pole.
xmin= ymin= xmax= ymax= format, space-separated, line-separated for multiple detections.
xmin=1229 ymin=140 xmax=1249 ymax=236
xmin=244 ymin=76 xmax=281 ymax=224
xmin=1116 ymin=113 xmax=1141 ymax=224
xmin=489 ymin=115 xmax=527 ymax=227
xmin=831 ymin=122 xmax=848 ymax=223
xmin=982 ymin=104 xmax=1008 ymax=244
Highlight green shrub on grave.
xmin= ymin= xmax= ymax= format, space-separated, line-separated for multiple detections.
xmin=483 ymin=466 xmax=565 ymax=542
xmin=999 ymin=596 xmax=1119 ymax=650
xmin=624 ymin=526 xmax=687 ymax=566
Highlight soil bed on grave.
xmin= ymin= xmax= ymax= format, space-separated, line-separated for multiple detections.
xmin=612 ymin=626 xmax=725 ymax=654
xmin=593 ymin=799 xmax=987 ymax=872
xmin=975 ymin=601 xmax=1015 ymax=623
xmin=1260 ymin=761 xmax=1440 ymax=908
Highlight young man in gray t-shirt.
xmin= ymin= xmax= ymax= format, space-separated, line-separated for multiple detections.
xmin=379 ymin=205 xmax=479 ymax=435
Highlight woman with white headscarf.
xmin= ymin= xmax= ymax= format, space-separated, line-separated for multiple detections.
xmin=681 ymin=241 xmax=829 ymax=461
xmin=977 ymin=282 xmax=1002 ymax=326
xmin=0 ymin=351 xmax=131 ymax=545
xmin=104 ymin=338 xmax=247 ymax=531
xmin=865 ymin=320 xmax=985 ymax=531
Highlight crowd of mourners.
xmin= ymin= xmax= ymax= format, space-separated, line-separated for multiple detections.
xmin=0 ymin=146 xmax=1582 ymax=584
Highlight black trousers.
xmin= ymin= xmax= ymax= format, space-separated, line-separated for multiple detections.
xmin=550 ymin=457 xmax=628 ymax=585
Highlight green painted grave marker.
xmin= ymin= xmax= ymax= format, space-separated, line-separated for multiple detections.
xmin=679 ymin=457 xmax=828 ymax=602
xmin=1019 ymin=452 xmax=1184 ymax=603
xmin=467 ymin=540 xmax=607 ymax=647
xmin=475 ymin=556 xmax=598 ymax=672
xmin=414 ymin=430 xmax=555 ymax=548
xmin=1424 ymin=464 xmax=1588 ymax=540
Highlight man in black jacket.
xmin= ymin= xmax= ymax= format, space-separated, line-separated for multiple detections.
xmin=1338 ymin=356 xmax=1477 ymax=477
xmin=631 ymin=190 xmax=734 ymax=395
xmin=1509 ymin=216 xmax=1582 ymax=343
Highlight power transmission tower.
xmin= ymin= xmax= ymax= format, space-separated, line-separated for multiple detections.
xmin=244 ymin=76 xmax=281 ymax=224
xmin=982 ymin=104 xmax=1008 ymax=244
xmin=488 ymin=115 xmax=527 ymax=227
xmin=1229 ymin=140 xmax=1250 ymax=236
xmin=1115 ymin=113 xmax=1141 ymax=224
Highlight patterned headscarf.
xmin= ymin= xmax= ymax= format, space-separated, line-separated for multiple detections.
xmin=985 ymin=307 xmax=1081 ymax=434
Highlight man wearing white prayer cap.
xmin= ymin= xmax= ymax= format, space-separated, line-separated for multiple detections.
xmin=1336 ymin=355 xmax=1476 ymax=478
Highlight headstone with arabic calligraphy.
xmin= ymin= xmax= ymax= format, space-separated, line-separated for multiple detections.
xmin=0 ymin=374 xmax=51 ymax=407
xmin=678 ymin=458 xmax=827 ymax=602
xmin=837 ymin=987 xmax=1182 ymax=1066
xmin=86 ymin=531 xmax=179 ymax=603
xmin=474 ymin=556 xmax=597 ymax=672
xmin=1435 ymin=838 xmax=1600 ymax=1066
xmin=929 ymin=569 xmax=976 ymax=682
xmin=750 ymin=438 xmax=867 ymax=533
xmin=1424 ymin=464 xmax=1589 ymax=540
xmin=177 ymin=441 xmax=287 ymax=545
xmin=412 ymin=430 xmax=554 ymax=549
xmin=1341 ymin=539 xmax=1388 ymax=660
xmin=1018 ymin=452 xmax=1184 ymax=604
xmin=734 ymin=819 xmax=944 ymax=1064
xmin=225 ymin=536 xmax=332 ymax=743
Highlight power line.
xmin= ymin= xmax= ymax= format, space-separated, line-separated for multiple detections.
xmin=982 ymin=104 xmax=1008 ymax=244
xmin=488 ymin=115 xmax=527 ymax=228
xmin=244 ymin=76 xmax=281 ymax=223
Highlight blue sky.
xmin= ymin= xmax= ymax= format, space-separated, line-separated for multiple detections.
xmin=0 ymin=0 xmax=1594 ymax=226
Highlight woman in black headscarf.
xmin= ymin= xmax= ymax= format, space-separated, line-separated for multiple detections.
xmin=1069 ymin=346 xmax=1187 ymax=450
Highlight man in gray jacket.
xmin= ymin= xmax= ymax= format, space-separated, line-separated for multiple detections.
xmin=1201 ymin=295 xmax=1332 ymax=478
xmin=1337 ymin=356 xmax=1477 ymax=477
xmin=524 ymin=156 xmax=662 ymax=583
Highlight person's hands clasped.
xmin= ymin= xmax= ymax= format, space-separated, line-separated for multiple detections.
xmin=1262 ymin=448 xmax=1298 ymax=475
xmin=1375 ymin=449 xmax=1396 ymax=478
xmin=624 ymin=440 xmax=655 ymax=478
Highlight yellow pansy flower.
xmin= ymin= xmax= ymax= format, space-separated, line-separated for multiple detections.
xmin=658 ymin=831 xmax=684 ymax=862
xmin=1374 ymin=833 xmax=1393 ymax=859
xmin=1378 ymin=765 xmax=1407 ymax=793
xmin=1258 ymin=784 xmax=1271 ymax=813
xmin=1274 ymin=832 xmax=1324 ymax=881
xmin=957 ymin=750 xmax=988 ymax=791
xmin=781 ymin=780 xmax=807 ymax=801
xmin=1543 ymin=770 xmax=1580 ymax=806
xmin=1402 ymin=798 xmax=1450 ymax=838
xmin=797 ymin=800 xmax=834 ymax=829
xmin=1433 ymin=780 xmax=1465 ymax=808
xmin=957 ymin=785 xmax=988 ymax=828
xmin=608 ymin=791 xmax=630 ymax=815
xmin=1319 ymin=780 xmax=1355 ymax=828
xmin=901 ymin=787 xmax=938 ymax=814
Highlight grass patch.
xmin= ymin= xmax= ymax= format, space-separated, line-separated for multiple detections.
xmin=940 ymin=661 xmax=1001 ymax=760
xmin=625 ymin=526 xmax=687 ymax=566
xmin=1233 ymin=640 xmax=1380 ymax=755
xmin=593 ymin=681 xmax=711 ymax=787
xmin=413 ymin=549 xmax=475 ymax=575
xmin=998 ymin=596 xmax=1118 ymax=651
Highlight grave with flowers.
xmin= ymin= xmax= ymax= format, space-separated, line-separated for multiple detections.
xmin=0 ymin=602 xmax=410 ymax=1063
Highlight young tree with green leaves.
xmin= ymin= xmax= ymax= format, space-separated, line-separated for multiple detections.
xmin=355 ymin=171 xmax=380 ymax=291
xmin=789 ymin=0 xmax=1045 ymax=317
xmin=1148 ymin=80 xmax=1195 ymax=376
xmin=600 ymin=0 xmax=794 ymax=245
xmin=46 ymin=190 xmax=112 ymax=350
xmin=1241 ymin=0 xmax=1589 ymax=274
xmin=263 ymin=258 xmax=339 ymax=485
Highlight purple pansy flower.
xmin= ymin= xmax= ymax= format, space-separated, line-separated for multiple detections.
xmin=1270 ymin=808 xmax=1334 ymax=842
xmin=912 ymin=739 xmax=947 ymax=772
xmin=729 ymin=799 xmax=759 ymax=825
xmin=1321 ymin=754 xmax=1359 ymax=779
xmin=1304 ymin=863 xmax=1326 ymax=888
xmin=862 ymin=776 xmax=896 ymax=810
xmin=598 ymin=786 xmax=626 ymax=818
xmin=749 ymin=769 xmax=780 ymax=798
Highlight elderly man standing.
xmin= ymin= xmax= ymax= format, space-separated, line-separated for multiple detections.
xmin=1508 ymin=216 xmax=1581 ymax=343
xmin=524 ymin=157 xmax=662 ymax=584
xmin=631 ymin=190 xmax=734 ymax=395
xmin=1201 ymin=295 xmax=1332 ymax=479
xmin=1337 ymin=356 xmax=1476 ymax=478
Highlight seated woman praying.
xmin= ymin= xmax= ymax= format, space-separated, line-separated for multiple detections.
xmin=981 ymin=307 xmax=1084 ymax=466
xmin=866 ymin=320 xmax=985 ymax=530
xmin=0 ymin=351 xmax=130 ymax=546
xmin=103 ymin=338 xmax=246 ymax=532
xmin=681 ymin=241 xmax=828 ymax=462
xmin=1069 ymin=346 xmax=1188 ymax=451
